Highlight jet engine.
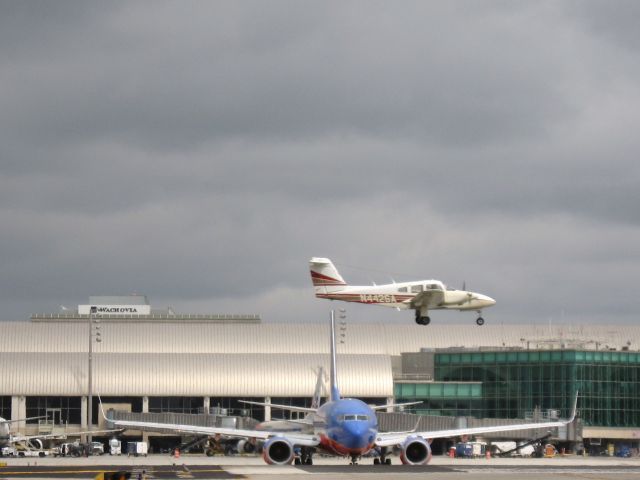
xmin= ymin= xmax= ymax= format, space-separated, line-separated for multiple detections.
xmin=399 ymin=436 xmax=432 ymax=465
xmin=262 ymin=437 xmax=294 ymax=465
xmin=236 ymin=438 xmax=256 ymax=454
xmin=29 ymin=438 xmax=44 ymax=450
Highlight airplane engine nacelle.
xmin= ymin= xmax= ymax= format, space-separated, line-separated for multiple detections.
xmin=237 ymin=438 xmax=256 ymax=454
xmin=444 ymin=290 xmax=470 ymax=306
xmin=262 ymin=437 xmax=294 ymax=465
xmin=400 ymin=436 xmax=432 ymax=465
xmin=30 ymin=438 xmax=44 ymax=450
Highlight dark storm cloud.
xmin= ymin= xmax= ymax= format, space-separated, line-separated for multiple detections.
xmin=0 ymin=1 xmax=639 ymax=324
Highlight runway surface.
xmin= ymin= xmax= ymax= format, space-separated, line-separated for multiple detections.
xmin=1 ymin=455 xmax=640 ymax=479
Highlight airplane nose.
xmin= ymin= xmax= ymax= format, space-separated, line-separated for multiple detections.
xmin=480 ymin=295 xmax=496 ymax=307
xmin=343 ymin=422 xmax=374 ymax=448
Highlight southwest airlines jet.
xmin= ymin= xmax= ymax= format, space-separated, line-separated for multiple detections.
xmin=310 ymin=257 xmax=496 ymax=326
xmin=104 ymin=312 xmax=576 ymax=466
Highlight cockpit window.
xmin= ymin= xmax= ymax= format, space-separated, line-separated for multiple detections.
xmin=398 ymin=286 xmax=408 ymax=293
xmin=411 ymin=284 xmax=423 ymax=293
xmin=339 ymin=414 xmax=368 ymax=421
xmin=427 ymin=283 xmax=441 ymax=290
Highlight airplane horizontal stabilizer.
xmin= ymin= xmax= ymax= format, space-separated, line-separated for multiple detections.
xmin=370 ymin=401 xmax=422 ymax=411
xmin=238 ymin=400 xmax=317 ymax=414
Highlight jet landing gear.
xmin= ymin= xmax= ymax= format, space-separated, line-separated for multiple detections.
xmin=294 ymin=447 xmax=314 ymax=465
xmin=373 ymin=447 xmax=392 ymax=465
xmin=415 ymin=311 xmax=431 ymax=326
xmin=476 ymin=311 xmax=485 ymax=326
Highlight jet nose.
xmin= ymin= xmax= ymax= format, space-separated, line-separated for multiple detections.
xmin=343 ymin=422 xmax=375 ymax=449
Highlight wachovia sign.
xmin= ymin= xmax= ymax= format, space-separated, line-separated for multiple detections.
xmin=78 ymin=305 xmax=152 ymax=315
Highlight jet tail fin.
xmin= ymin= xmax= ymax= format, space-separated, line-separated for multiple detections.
xmin=310 ymin=258 xmax=347 ymax=295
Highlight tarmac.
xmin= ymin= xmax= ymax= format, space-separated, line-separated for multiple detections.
xmin=1 ymin=454 xmax=639 ymax=479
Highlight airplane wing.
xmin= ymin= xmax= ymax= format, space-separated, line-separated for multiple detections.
xmin=106 ymin=417 xmax=320 ymax=447
xmin=99 ymin=394 xmax=316 ymax=448
xmin=376 ymin=393 xmax=578 ymax=447
xmin=408 ymin=290 xmax=445 ymax=309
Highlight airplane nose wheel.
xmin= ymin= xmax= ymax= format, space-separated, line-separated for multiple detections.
xmin=415 ymin=312 xmax=431 ymax=325
xmin=476 ymin=317 xmax=485 ymax=326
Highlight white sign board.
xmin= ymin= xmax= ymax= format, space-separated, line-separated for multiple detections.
xmin=78 ymin=305 xmax=151 ymax=315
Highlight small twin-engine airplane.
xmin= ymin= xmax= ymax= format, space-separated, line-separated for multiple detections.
xmin=103 ymin=311 xmax=576 ymax=466
xmin=310 ymin=257 xmax=496 ymax=326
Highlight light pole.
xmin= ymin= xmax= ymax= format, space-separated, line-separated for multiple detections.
xmin=88 ymin=306 xmax=102 ymax=444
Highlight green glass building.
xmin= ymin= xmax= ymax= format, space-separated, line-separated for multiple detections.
xmin=395 ymin=349 xmax=640 ymax=429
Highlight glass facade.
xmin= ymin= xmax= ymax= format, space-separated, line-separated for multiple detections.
xmin=0 ymin=396 xmax=10 ymax=419
xmin=209 ymin=397 xmax=265 ymax=420
xmin=395 ymin=382 xmax=482 ymax=416
xmin=148 ymin=396 xmax=202 ymax=414
xmin=395 ymin=350 xmax=640 ymax=428
xmin=25 ymin=397 xmax=82 ymax=424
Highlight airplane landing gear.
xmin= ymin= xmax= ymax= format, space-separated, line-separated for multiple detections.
xmin=299 ymin=447 xmax=314 ymax=465
xmin=476 ymin=317 xmax=485 ymax=326
xmin=415 ymin=311 xmax=431 ymax=325
xmin=374 ymin=447 xmax=391 ymax=465
xmin=350 ymin=454 xmax=360 ymax=465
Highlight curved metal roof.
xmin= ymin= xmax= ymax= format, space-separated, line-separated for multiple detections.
xmin=0 ymin=352 xmax=391 ymax=397
xmin=1 ymin=322 xmax=638 ymax=354
xmin=1 ymin=321 xmax=639 ymax=398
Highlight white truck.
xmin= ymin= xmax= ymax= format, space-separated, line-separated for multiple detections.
xmin=109 ymin=438 xmax=122 ymax=455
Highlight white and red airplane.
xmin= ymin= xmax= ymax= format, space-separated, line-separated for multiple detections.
xmin=310 ymin=257 xmax=496 ymax=326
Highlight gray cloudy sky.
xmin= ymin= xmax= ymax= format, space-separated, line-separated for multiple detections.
xmin=1 ymin=0 xmax=639 ymax=326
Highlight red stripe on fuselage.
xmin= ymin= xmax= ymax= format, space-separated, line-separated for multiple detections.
xmin=319 ymin=434 xmax=373 ymax=457
xmin=316 ymin=293 xmax=414 ymax=304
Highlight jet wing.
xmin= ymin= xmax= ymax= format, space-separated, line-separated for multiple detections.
xmin=376 ymin=393 xmax=578 ymax=448
xmin=408 ymin=290 xmax=445 ymax=309
xmin=107 ymin=417 xmax=320 ymax=447
xmin=376 ymin=418 xmax=570 ymax=447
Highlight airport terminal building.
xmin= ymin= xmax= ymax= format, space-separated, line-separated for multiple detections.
xmin=1 ymin=296 xmax=639 ymax=454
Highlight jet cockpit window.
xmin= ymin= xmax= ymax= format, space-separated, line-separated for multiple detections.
xmin=340 ymin=414 xmax=368 ymax=421
xmin=411 ymin=285 xmax=423 ymax=293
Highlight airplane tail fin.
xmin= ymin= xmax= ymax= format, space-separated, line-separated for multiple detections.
xmin=310 ymin=258 xmax=347 ymax=295
xmin=329 ymin=310 xmax=341 ymax=402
